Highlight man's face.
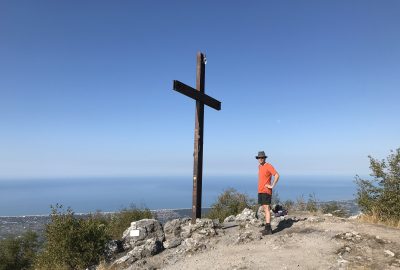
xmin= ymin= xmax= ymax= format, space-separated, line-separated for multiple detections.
xmin=258 ymin=157 xmax=265 ymax=165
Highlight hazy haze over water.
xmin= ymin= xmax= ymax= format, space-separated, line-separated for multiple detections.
xmin=0 ymin=175 xmax=357 ymax=216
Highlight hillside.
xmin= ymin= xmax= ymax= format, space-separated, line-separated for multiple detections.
xmin=107 ymin=210 xmax=400 ymax=270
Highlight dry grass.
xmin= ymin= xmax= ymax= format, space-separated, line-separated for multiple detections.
xmin=96 ymin=261 xmax=118 ymax=270
xmin=359 ymin=212 xmax=400 ymax=229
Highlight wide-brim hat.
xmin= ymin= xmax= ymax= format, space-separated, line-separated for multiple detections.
xmin=255 ymin=151 xmax=268 ymax=159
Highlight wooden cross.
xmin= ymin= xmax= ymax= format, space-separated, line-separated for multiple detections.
xmin=172 ymin=52 xmax=221 ymax=224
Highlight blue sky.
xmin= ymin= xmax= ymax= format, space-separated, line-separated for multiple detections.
xmin=0 ymin=0 xmax=399 ymax=179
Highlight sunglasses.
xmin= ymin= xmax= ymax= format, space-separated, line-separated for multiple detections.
xmin=256 ymin=157 xmax=266 ymax=159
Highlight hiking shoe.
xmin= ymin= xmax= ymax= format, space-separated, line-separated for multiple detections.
xmin=261 ymin=224 xmax=272 ymax=235
xmin=261 ymin=228 xmax=272 ymax=235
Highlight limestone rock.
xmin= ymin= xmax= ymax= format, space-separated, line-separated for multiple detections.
xmin=138 ymin=238 xmax=163 ymax=258
xmin=174 ymin=218 xmax=219 ymax=254
xmin=179 ymin=237 xmax=207 ymax=253
xmin=307 ymin=216 xmax=325 ymax=222
xmin=163 ymin=237 xmax=182 ymax=249
xmin=162 ymin=217 xmax=219 ymax=253
xmin=122 ymin=219 xmax=165 ymax=250
xmin=113 ymin=238 xmax=163 ymax=267
xmin=335 ymin=231 xmax=362 ymax=243
xmin=235 ymin=208 xmax=262 ymax=227
xmin=180 ymin=218 xmax=218 ymax=239
xmin=348 ymin=213 xmax=361 ymax=220
xmin=270 ymin=218 xmax=280 ymax=228
xmin=164 ymin=218 xmax=189 ymax=236
xmin=105 ymin=240 xmax=124 ymax=261
xmin=163 ymin=218 xmax=190 ymax=249
xmin=384 ymin=249 xmax=395 ymax=257
xmin=235 ymin=208 xmax=256 ymax=222
xmin=113 ymin=253 xmax=131 ymax=265
xmin=235 ymin=230 xmax=256 ymax=244
xmin=224 ymin=215 xmax=236 ymax=223
xmin=257 ymin=206 xmax=266 ymax=221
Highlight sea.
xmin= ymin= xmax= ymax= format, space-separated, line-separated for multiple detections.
xmin=0 ymin=175 xmax=359 ymax=216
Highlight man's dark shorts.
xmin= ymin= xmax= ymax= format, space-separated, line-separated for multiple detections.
xmin=258 ymin=193 xmax=272 ymax=205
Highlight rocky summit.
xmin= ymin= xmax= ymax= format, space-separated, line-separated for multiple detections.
xmin=98 ymin=208 xmax=400 ymax=270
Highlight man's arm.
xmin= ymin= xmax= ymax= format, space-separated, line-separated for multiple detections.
xmin=271 ymin=172 xmax=280 ymax=189
xmin=266 ymin=172 xmax=280 ymax=189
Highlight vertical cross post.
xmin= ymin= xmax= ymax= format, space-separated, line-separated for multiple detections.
xmin=192 ymin=52 xmax=205 ymax=223
xmin=172 ymin=52 xmax=221 ymax=225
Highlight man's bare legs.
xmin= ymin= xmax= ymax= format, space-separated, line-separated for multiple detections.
xmin=262 ymin=204 xmax=272 ymax=235
xmin=263 ymin=204 xmax=271 ymax=224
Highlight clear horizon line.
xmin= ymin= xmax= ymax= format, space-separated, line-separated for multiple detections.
xmin=0 ymin=173 xmax=367 ymax=181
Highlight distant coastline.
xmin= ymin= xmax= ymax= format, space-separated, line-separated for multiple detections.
xmin=0 ymin=175 xmax=358 ymax=216
xmin=0 ymin=201 xmax=360 ymax=240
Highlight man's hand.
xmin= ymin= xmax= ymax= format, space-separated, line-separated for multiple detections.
xmin=265 ymin=184 xmax=273 ymax=189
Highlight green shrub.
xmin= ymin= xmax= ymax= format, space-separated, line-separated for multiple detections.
xmin=107 ymin=206 xmax=153 ymax=239
xmin=295 ymin=195 xmax=306 ymax=211
xmin=207 ymin=188 xmax=255 ymax=222
xmin=321 ymin=202 xmax=347 ymax=217
xmin=355 ymin=148 xmax=400 ymax=224
xmin=282 ymin=200 xmax=294 ymax=211
xmin=0 ymin=231 xmax=39 ymax=270
xmin=306 ymin=193 xmax=318 ymax=212
xmin=35 ymin=204 xmax=110 ymax=270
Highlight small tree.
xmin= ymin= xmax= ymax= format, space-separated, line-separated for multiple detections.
xmin=355 ymin=148 xmax=400 ymax=224
xmin=35 ymin=204 xmax=110 ymax=270
xmin=107 ymin=205 xmax=153 ymax=239
xmin=0 ymin=231 xmax=39 ymax=270
xmin=207 ymin=188 xmax=255 ymax=222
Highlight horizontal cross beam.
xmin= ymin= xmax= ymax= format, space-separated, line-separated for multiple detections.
xmin=173 ymin=80 xmax=221 ymax=111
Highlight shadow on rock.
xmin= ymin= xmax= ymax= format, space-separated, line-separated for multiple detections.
xmin=273 ymin=217 xmax=306 ymax=234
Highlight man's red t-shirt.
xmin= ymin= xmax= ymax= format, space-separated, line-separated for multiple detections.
xmin=258 ymin=163 xmax=277 ymax=195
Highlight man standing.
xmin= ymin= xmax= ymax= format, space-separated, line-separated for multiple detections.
xmin=256 ymin=151 xmax=280 ymax=235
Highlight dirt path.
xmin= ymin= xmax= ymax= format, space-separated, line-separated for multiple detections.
xmin=141 ymin=212 xmax=400 ymax=270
